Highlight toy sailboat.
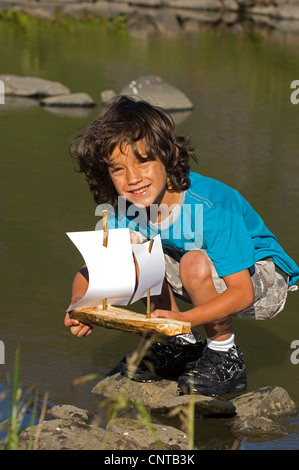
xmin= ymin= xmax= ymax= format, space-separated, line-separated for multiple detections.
xmin=66 ymin=212 xmax=191 ymax=337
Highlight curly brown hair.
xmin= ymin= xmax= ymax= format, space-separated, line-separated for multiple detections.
xmin=70 ymin=95 xmax=195 ymax=207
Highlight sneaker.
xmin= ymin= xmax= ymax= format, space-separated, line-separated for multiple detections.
xmin=178 ymin=345 xmax=247 ymax=396
xmin=119 ymin=332 xmax=205 ymax=382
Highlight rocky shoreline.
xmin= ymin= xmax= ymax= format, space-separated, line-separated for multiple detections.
xmin=19 ymin=370 xmax=297 ymax=450
xmin=1 ymin=0 xmax=299 ymax=38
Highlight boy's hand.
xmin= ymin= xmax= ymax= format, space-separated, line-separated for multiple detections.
xmin=65 ymin=268 xmax=93 ymax=337
xmin=150 ymin=309 xmax=183 ymax=322
xmin=64 ymin=312 xmax=93 ymax=337
xmin=130 ymin=231 xmax=142 ymax=244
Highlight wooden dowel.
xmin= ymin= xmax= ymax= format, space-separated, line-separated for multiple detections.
xmin=102 ymin=210 xmax=108 ymax=310
xmin=146 ymin=237 xmax=153 ymax=318
xmin=146 ymin=290 xmax=151 ymax=317
xmin=148 ymin=236 xmax=153 ymax=253
xmin=103 ymin=210 xmax=108 ymax=248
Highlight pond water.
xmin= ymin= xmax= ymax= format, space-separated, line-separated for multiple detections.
xmin=0 ymin=14 xmax=299 ymax=450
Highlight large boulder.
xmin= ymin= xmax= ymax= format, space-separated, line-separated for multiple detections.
xmin=119 ymin=75 xmax=194 ymax=112
xmin=92 ymin=372 xmax=236 ymax=417
xmin=0 ymin=74 xmax=70 ymax=98
xmin=229 ymin=386 xmax=297 ymax=438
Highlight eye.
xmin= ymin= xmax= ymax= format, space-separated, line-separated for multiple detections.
xmin=109 ymin=166 xmax=124 ymax=175
xmin=138 ymin=158 xmax=151 ymax=166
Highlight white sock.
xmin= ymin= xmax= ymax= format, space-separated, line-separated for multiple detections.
xmin=207 ymin=333 xmax=235 ymax=352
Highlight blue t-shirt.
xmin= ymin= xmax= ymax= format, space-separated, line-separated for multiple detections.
xmin=107 ymin=172 xmax=299 ymax=286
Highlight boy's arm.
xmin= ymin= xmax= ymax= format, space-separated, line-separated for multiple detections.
xmin=151 ymin=269 xmax=255 ymax=327
xmin=64 ymin=266 xmax=93 ymax=337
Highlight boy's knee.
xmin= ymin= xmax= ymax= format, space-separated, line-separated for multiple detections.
xmin=179 ymin=251 xmax=212 ymax=287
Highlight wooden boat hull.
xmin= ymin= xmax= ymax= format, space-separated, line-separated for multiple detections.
xmin=69 ymin=305 xmax=191 ymax=337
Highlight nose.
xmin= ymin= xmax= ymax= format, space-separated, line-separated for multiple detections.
xmin=126 ymin=166 xmax=142 ymax=185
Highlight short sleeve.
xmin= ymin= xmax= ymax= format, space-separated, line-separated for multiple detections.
xmin=204 ymin=206 xmax=255 ymax=277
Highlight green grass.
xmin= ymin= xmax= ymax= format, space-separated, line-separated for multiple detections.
xmin=0 ymin=345 xmax=48 ymax=450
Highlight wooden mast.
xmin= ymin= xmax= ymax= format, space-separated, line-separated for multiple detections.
xmin=102 ymin=210 xmax=108 ymax=311
xmin=146 ymin=236 xmax=153 ymax=318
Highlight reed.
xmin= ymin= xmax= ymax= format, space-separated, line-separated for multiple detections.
xmin=0 ymin=345 xmax=50 ymax=450
xmin=0 ymin=345 xmax=41 ymax=450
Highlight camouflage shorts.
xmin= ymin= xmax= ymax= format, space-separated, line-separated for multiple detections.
xmin=164 ymin=249 xmax=290 ymax=321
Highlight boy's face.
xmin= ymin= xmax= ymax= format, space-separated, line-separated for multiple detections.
xmin=108 ymin=141 xmax=179 ymax=210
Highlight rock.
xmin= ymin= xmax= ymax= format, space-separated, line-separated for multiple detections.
xmin=19 ymin=415 xmax=106 ymax=450
xmin=2 ymin=0 xmax=299 ymax=37
xmin=271 ymin=5 xmax=299 ymax=20
xmin=222 ymin=11 xmax=239 ymax=24
xmin=0 ymin=74 xmax=95 ymax=110
xmin=120 ymin=0 xmax=162 ymax=6
xmin=273 ymin=19 xmax=299 ymax=34
xmin=126 ymin=10 xmax=182 ymax=39
xmin=229 ymin=386 xmax=297 ymax=439
xmin=231 ymin=386 xmax=297 ymax=420
xmin=93 ymin=372 xmax=236 ymax=417
xmin=120 ymin=75 xmax=194 ymax=112
xmin=222 ymin=0 xmax=239 ymax=11
xmin=153 ymin=393 xmax=236 ymax=417
xmin=104 ymin=417 xmax=189 ymax=450
xmin=0 ymin=74 xmax=70 ymax=98
xmin=39 ymin=92 xmax=96 ymax=107
xmin=230 ymin=415 xmax=287 ymax=438
xmin=47 ymin=404 xmax=92 ymax=423
xmin=101 ymin=89 xmax=117 ymax=104
xmin=127 ymin=13 xmax=159 ymax=38
xmin=182 ymin=19 xmax=201 ymax=33
xmin=92 ymin=372 xmax=180 ymax=409
xmin=154 ymin=10 xmax=181 ymax=36
xmin=19 ymin=404 xmax=189 ymax=450
xmin=165 ymin=0 xmax=221 ymax=9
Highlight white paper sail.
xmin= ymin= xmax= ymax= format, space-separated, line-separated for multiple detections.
xmin=66 ymin=229 xmax=165 ymax=312
xmin=131 ymin=237 xmax=165 ymax=304
xmin=66 ymin=228 xmax=136 ymax=311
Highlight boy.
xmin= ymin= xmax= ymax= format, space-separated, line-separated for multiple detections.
xmin=65 ymin=95 xmax=299 ymax=396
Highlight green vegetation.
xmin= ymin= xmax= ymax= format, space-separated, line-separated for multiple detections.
xmin=0 ymin=345 xmax=42 ymax=450
xmin=0 ymin=8 xmax=128 ymax=32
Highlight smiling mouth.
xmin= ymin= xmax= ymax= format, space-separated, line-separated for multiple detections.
xmin=129 ymin=185 xmax=150 ymax=196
